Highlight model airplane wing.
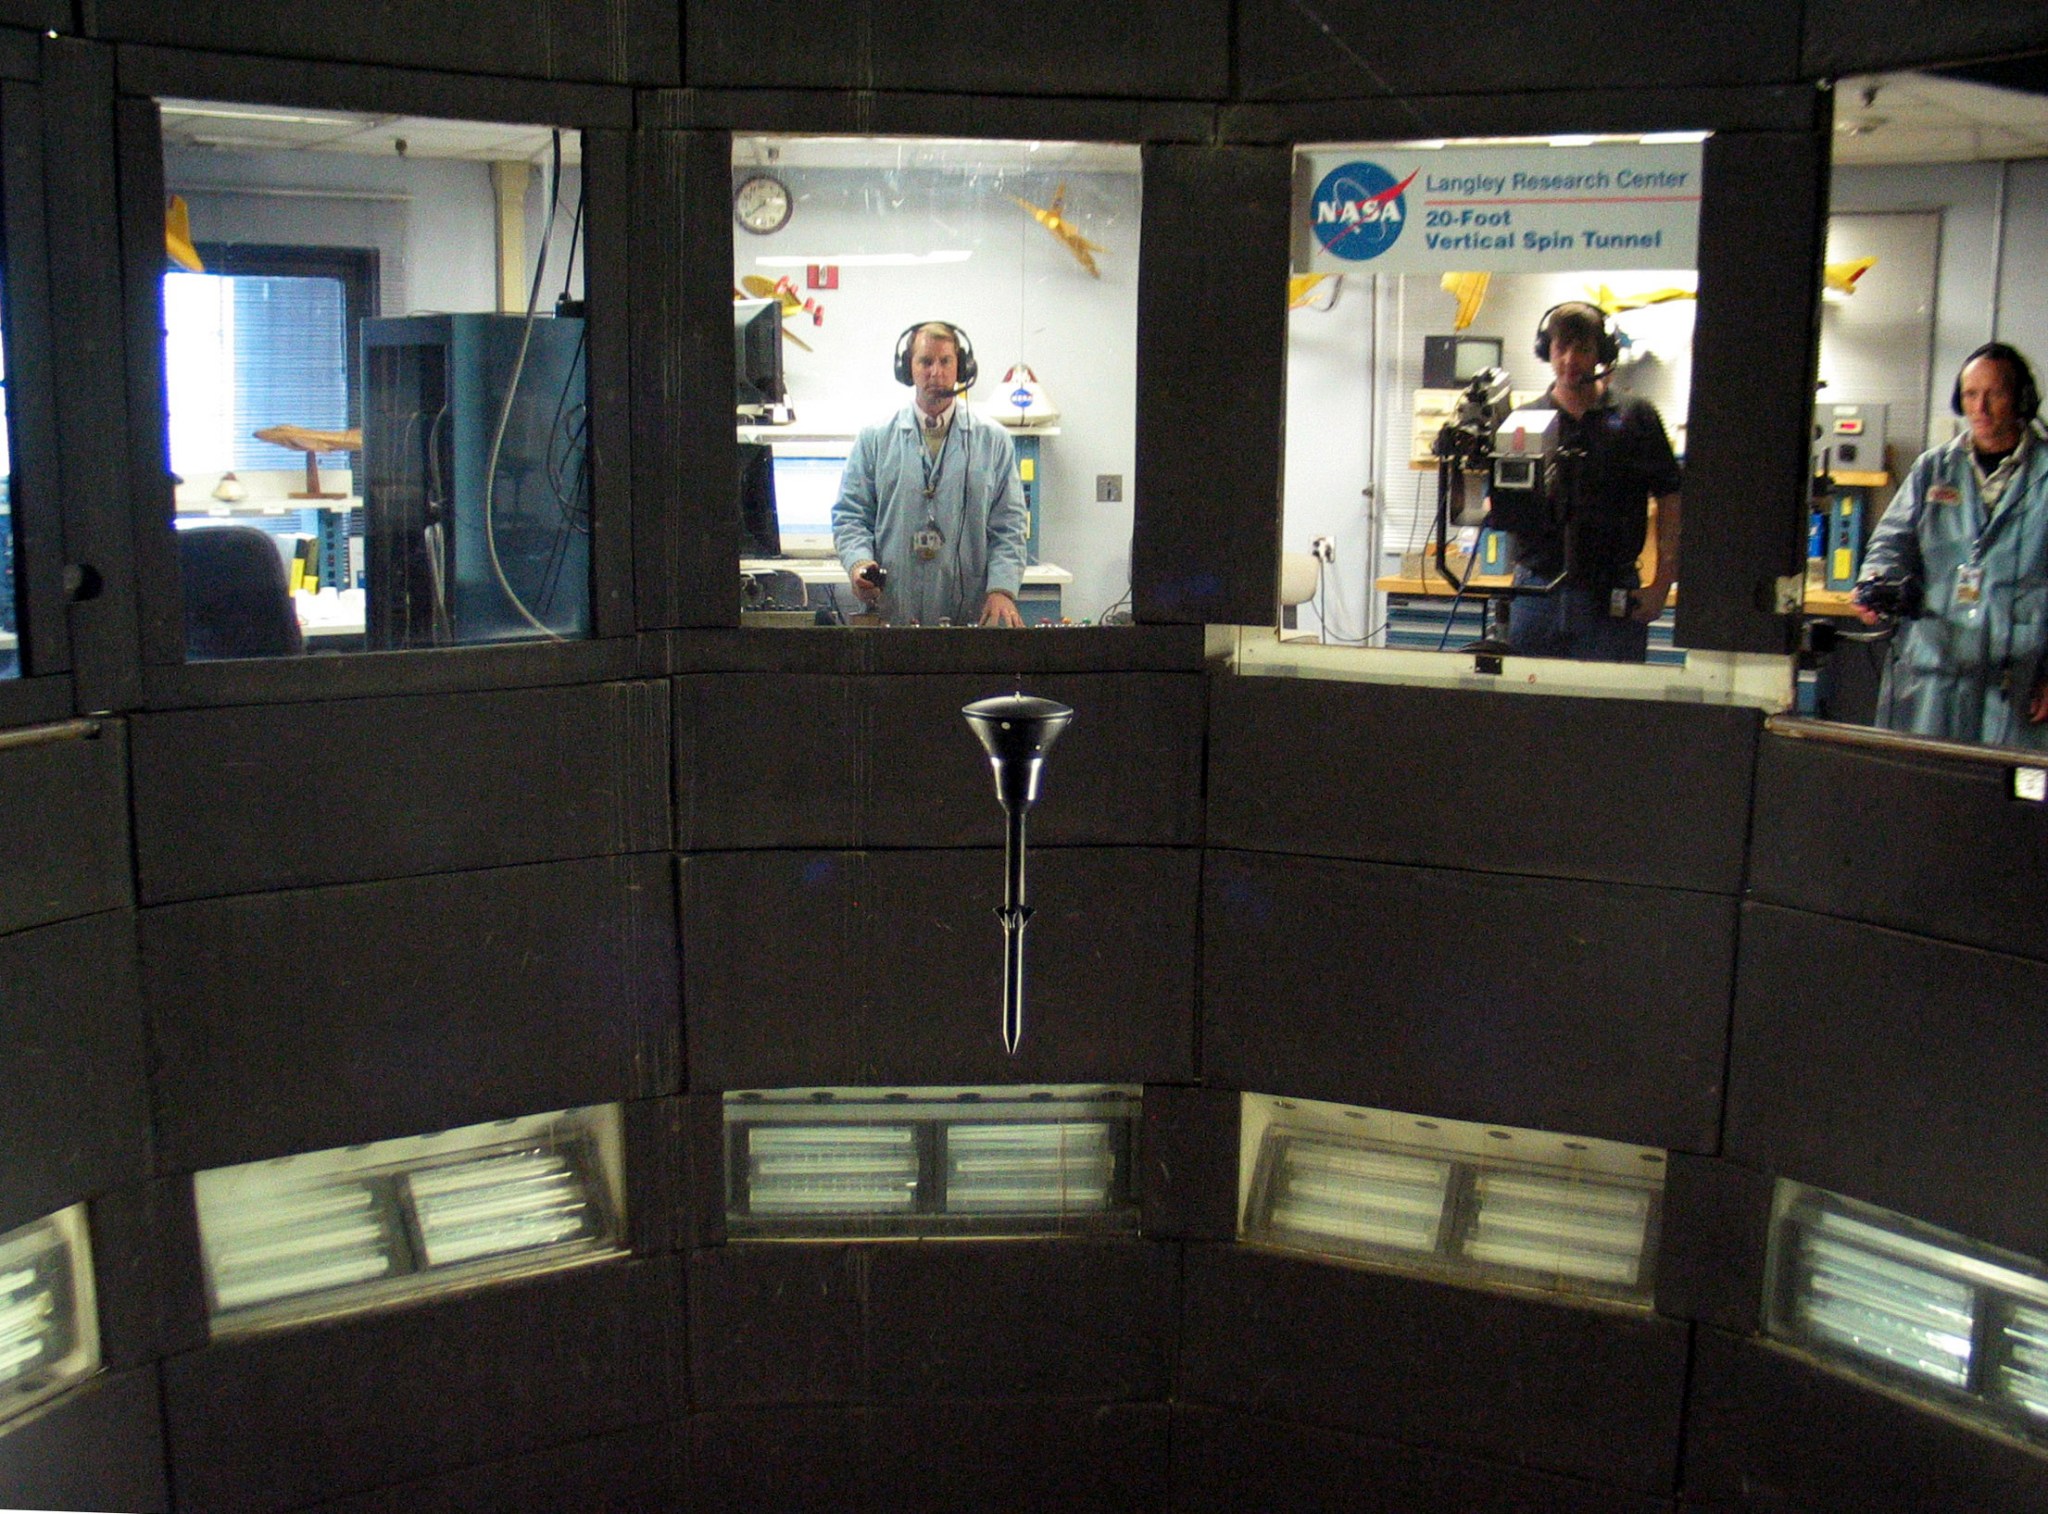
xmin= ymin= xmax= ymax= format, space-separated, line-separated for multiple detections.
xmin=166 ymin=194 xmax=204 ymax=273
xmin=1823 ymin=256 xmax=1877 ymax=295
xmin=1439 ymin=271 xmax=1490 ymax=330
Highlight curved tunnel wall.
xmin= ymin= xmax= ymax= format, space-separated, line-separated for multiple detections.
xmin=1 ymin=2 xmax=2046 ymax=1510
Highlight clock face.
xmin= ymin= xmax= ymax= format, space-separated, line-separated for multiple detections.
xmin=734 ymin=173 xmax=792 ymax=235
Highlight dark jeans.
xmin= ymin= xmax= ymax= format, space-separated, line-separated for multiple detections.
xmin=1504 ymin=567 xmax=1649 ymax=663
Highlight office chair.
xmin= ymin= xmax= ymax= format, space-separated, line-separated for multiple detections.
xmin=179 ymin=525 xmax=306 ymax=660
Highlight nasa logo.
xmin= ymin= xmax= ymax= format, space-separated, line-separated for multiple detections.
xmin=1010 ymin=385 xmax=1035 ymax=410
xmin=1310 ymin=161 xmax=1419 ymax=262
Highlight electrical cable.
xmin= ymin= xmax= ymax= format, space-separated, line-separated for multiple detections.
xmin=480 ymin=129 xmax=569 ymax=639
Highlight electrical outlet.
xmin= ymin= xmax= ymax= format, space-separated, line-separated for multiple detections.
xmin=1311 ymin=536 xmax=1336 ymax=563
xmin=1096 ymin=474 xmax=1122 ymax=503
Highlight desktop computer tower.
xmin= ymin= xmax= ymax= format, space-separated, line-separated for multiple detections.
xmin=362 ymin=314 xmax=590 ymax=649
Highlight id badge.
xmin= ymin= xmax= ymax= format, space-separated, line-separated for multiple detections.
xmin=913 ymin=517 xmax=944 ymax=562
xmin=1955 ymin=562 xmax=1984 ymax=605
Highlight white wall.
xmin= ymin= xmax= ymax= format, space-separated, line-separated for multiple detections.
xmin=734 ymin=163 xmax=1140 ymax=622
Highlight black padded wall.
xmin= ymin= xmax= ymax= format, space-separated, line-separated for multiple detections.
xmin=1804 ymin=7 xmax=2048 ymax=77
xmin=684 ymin=0 xmax=1229 ymax=99
xmin=1134 ymin=143 xmax=1290 ymax=625
xmin=84 ymin=1 xmax=680 ymax=86
xmin=1677 ymin=127 xmax=1830 ymax=653
xmin=159 ymin=1259 xmax=683 ymax=1513
xmin=1235 ymin=0 xmax=1802 ymax=99
xmin=127 ymin=682 xmax=669 ymax=903
xmin=1180 ymin=1245 xmax=1690 ymax=1495
xmin=0 ymin=1368 xmax=168 ymax=1514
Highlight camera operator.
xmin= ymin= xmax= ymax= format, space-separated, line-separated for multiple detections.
xmin=1501 ymin=302 xmax=1682 ymax=662
xmin=1853 ymin=342 xmax=2048 ymax=748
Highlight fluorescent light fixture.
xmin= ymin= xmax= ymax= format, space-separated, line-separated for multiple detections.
xmin=753 ymin=252 xmax=974 ymax=269
xmin=724 ymin=1086 xmax=1139 ymax=1238
xmin=0 ymin=1205 xmax=99 ymax=1428
xmin=1240 ymin=1094 xmax=1663 ymax=1308
xmin=1548 ymin=135 xmax=1601 ymax=147
xmin=1767 ymin=1181 xmax=2048 ymax=1449
xmin=1640 ymin=131 xmax=1712 ymax=144
xmin=195 ymin=1105 xmax=626 ymax=1336
xmin=165 ymin=105 xmax=375 ymax=128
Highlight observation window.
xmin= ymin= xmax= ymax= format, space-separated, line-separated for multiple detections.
xmin=1766 ymin=1180 xmax=2048 ymax=1450
xmin=723 ymin=1085 xmax=1140 ymax=1239
xmin=1279 ymin=134 xmax=1705 ymax=680
xmin=1239 ymin=1093 xmax=1665 ymax=1310
xmin=728 ymin=136 xmax=1139 ymax=631
xmin=192 ymin=1104 xmax=625 ymax=1336
xmin=155 ymin=101 xmax=590 ymax=660
xmin=1800 ymin=66 xmax=2048 ymax=754
xmin=1 ymin=276 xmax=15 ymax=681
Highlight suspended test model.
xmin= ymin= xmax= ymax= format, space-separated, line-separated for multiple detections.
xmin=962 ymin=694 xmax=1074 ymax=1055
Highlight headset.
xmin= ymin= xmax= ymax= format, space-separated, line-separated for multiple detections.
xmin=893 ymin=320 xmax=978 ymax=392
xmin=1950 ymin=341 xmax=2041 ymax=423
xmin=1533 ymin=301 xmax=1620 ymax=369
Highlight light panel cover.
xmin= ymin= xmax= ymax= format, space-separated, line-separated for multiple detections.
xmin=0 ymin=1205 xmax=99 ymax=1428
xmin=195 ymin=1105 xmax=625 ymax=1335
xmin=724 ymin=1086 xmax=1138 ymax=1238
xmin=1240 ymin=1093 xmax=1664 ymax=1308
xmin=1767 ymin=1181 xmax=2048 ymax=1449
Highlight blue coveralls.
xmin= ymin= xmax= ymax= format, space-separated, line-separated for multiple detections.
xmin=1856 ymin=427 xmax=2048 ymax=749
xmin=832 ymin=404 xmax=1029 ymax=627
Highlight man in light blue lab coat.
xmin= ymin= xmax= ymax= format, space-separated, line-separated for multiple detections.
xmin=833 ymin=321 xmax=1029 ymax=627
xmin=1854 ymin=342 xmax=2048 ymax=749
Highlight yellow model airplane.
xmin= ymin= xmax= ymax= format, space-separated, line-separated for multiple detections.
xmin=1009 ymin=184 xmax=1108 ymax=278
xmin=737 ymin=275 xmax=820 ymax=352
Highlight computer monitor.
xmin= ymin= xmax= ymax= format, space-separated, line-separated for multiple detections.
xmin=734 ymin=299 xmax=784 ymax=410
xmin=736 ymin=441 xmax=779 ymax=556
xmin=1423 ymin=334 xmax=1506 ymax=389
xmin=769 ymin=452 xmax=846 ymax=556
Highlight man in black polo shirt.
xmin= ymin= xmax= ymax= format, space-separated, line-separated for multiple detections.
xmin=1503 ymin=301 xmax=1682 ymax=662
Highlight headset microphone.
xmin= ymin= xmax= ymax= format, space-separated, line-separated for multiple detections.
xmin=894 ymin=321 xmax=979 ymax=393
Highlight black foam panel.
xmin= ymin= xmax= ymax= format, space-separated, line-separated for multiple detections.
xmin=685 ymin=0 xmax=1225 ymax=97
xmin=161 ymin=1258 xmax=681 ymax=1514
xmin=1178 ymin=1244 xmax=1688 ymax=1494
xmin=130 ymin=681 xmax=670 ymax=904
xmin=1203 ymin=850 xmax=1735 ymax=1152
xmin=689 ymin=1240 xmax=1176 ymax=1405
xmin=1749 ymin=730 xmax=2048 ymax=961
xmin=1803 ymin=5 xmax=2048 ymax=78
xmin=690 ymin=1401 xmax=1170 ymax=1512
xmin=1727 ymin=901 xmax=2048 ymax=1259
xmin=0 ymin=1367 xmax=168 ymax=1514
xmin=90 ymin=2 xmax=678 ymax=85
xmin=682 ymin=847 xmax=1198 ymax=1089
xmin=1140 ymin=1084 xmax=1241 ymax=1240
xmin=1684 ymin=1327 xmax=2048 ymax=1510
xmin=293 ymin=1422 xmax=685 ymax=1513
xmin=0 ymin=910 xmax=148 ymax=1235
xmin=1653 ymin=1152 xmax=1773 ymax=1333
xmin=1235 ymin=0 xmax=1800 ymax=98
xmin=1135 ymin=143 xmax=1290 ymax=624
xmin=143 ymin=854 xmax=680 ymax=1171
xmin=1678 ymin=130 xmax=1829 ymax=653
xmin=672 ymin=670 xmax=1205 ymax=850
xmin=1208 ymin=674 xmax=1757 ymax=893
xmin=1170 ymin=1405 xmax=1678 ymax=1513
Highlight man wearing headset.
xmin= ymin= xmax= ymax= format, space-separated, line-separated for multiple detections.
xmin=1501 ymin=301 xmax=1682 ymax=662
xmin=1853 ymin=342 xmax=2048 ymax=748
xmin=832 ymin=321 xmax=1030 ymax=627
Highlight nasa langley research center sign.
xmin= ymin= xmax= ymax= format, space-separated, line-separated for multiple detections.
xmin=1295 ymin=142 xmax=1703 ymax=275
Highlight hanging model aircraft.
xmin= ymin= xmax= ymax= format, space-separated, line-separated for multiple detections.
xmin=1008 ymin=184 xmax=1108 ymax=278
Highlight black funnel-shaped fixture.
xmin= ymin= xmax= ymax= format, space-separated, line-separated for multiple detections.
xmin=963 ymin=694 xmax=1074 ymax=808
xmin=962 ymin=694 xmax=1074 ymax=1055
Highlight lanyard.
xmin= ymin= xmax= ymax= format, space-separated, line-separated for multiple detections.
xmin=919 ymin=414 xmax=952 ymax=501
